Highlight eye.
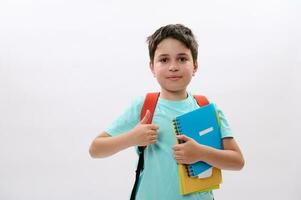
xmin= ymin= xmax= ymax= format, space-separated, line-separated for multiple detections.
xmin=159 ymin=57 xmax=168 ymax=63
xmin=178 ymin=57 xmax=188 ymax=63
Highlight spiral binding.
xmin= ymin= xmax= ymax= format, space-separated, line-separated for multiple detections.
xmin=173 ymin=119 xmax=194 ymax=177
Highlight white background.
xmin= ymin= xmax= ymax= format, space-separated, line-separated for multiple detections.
xmin=0 ymin=0 xmax=300 ymax=199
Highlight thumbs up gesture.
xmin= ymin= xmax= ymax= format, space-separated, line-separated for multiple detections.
xmin=129 ymin=110 xmax=159 ymax=146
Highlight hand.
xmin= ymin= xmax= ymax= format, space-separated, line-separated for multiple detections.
xmin=173 ymin=135 xmax=208 ymax=164
xmin=129 ymin=110 xmax=159 ymax=146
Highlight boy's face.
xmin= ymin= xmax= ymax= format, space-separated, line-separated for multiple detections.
xmin=150 ymin=38 xmax=198 ymax=96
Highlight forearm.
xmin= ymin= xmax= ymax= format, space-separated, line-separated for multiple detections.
xmin=89 ymin=131 xmax=135 ymax=158
xmin=200 ymin=146 xmax=245 ymax=170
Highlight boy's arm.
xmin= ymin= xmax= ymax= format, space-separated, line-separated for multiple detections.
xmin=89 ymin=131 xmax=136 ymax=158
xmin=201 ymin=137 xmax=245 ymax=170
xmin=89 ymin=110 xmax=159 ymax=158
xmin=173 ymin=136 xmax=245 ymax=170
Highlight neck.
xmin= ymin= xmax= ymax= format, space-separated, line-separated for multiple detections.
xmin=160 ymin=89 xmax=188 ymax=101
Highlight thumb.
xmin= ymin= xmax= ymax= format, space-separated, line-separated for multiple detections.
xmin=176 ymin=134 xmax=191 ymax=142
xmin=140 ymin=110 xmax=151 ymax=124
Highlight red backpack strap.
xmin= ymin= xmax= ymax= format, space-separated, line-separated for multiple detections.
xmin=131 ymin=92 xmax=160 ymax=200
xmin=140 ymin=92 xmax=160 ymax=123
xmin=193 ymin=95 xmax=209 ymax=107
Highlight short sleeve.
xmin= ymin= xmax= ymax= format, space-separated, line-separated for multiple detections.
xmin=213 ymin=104 xmax=234 ymax=138
xmin=105 ymin=96 xmax=144 ymax=137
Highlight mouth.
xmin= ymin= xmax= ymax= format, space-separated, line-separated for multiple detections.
xmin=167 ymin=76 xmax=182 ymax=81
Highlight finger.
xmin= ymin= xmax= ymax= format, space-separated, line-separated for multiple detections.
xmin=173 ymin=149 xmax=183 ymax=155
xmin=150 ymin=139 xmax=157 ymax=144
xmin=176 ymin=134 xmax=190 ymax=142
xmin=172 ymin=144 xmax=181 ymax=151
xmin=173 ymin=151 xmax=183 ymax=157
xmin=174 ymin=156 xmax=181 ymax=161
xmin=149 ymin=124 xmax=159 ymax=130
xmin=149 ymin=130 xmax=158 ymax=136
xmin=172 ymin=148 xmax=181 ymax=153
xmin=140 ymin=110 xmax=151 ymax=124
xmin=149 ymin=137 xmax=157 ymax=142
xmin=146 ymin=132 xmax=156 ymax=140
xmin=150 ymin=135 xmax=157 ymax=140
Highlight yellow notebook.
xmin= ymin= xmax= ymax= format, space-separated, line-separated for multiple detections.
xmin=178 ymin=163 xmax=222 ymax=195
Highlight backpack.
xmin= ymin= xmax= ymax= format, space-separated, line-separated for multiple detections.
xmin=130 ymin=92 xmax=209 ymax=200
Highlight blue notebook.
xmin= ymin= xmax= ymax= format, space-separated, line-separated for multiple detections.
xmin=173 ymin=103 xmax=222 ymax=177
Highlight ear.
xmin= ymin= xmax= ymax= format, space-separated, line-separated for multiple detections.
xmin=149 ymin=61 xmax=156 ymax=77
xmin=192 ymin=61 xmax=198 ymax=76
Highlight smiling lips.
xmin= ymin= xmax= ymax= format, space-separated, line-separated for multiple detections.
xmin=167 ymin=75 xmax=182 ymax=81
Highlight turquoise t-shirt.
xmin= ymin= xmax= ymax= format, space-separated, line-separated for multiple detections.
xmin=105 ymin=93 xmax=233 ymax=200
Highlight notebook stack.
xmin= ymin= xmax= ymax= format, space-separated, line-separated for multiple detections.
xmin=173 ymin=103 xmax=223 ymax=195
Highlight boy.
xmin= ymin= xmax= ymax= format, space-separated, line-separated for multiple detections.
xmin=89 ymin=24 xmax=244 ymax=200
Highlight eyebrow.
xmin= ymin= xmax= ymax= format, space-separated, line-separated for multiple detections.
xmin=177 ymin=53 xmax=189 ymax=57
xmin=157 ymin=53 xmax=189 ymax=57
xmin=157 ymin=54 xmax=169 ymax=58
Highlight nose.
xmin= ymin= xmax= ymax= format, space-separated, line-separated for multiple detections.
xmin=168 ymin=61 xmax=179 ymax=72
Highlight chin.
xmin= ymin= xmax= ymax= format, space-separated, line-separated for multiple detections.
xmin=164 ymin=87 xmax=187 ymax=93
xmin=158 ymin=81 xmax=189 ymax=93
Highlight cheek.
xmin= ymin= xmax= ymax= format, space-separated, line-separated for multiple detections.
xmin=182 ymin=69 xmax=192 ymax=77
xmin=153 ymin=67 xmax=165 ymax=76
xmin=184 ymin=67 xmax=195 ymax=76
